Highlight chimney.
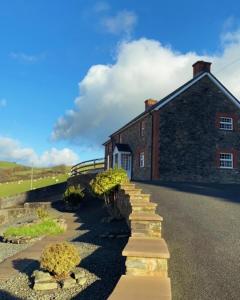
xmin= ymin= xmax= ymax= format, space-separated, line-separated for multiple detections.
xmin=192 ymin=61 xmax=212 ymax=77
xmin=145 ymin=98 xmax=157 ymax=111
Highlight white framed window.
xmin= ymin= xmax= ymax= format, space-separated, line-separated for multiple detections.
xmin=219 ymin=153 xmax=233 ymax=169
xmin=219 ymin=117 xmax=233 ymax=131
xmin=139 ymin=152 xmax=145 ymax=168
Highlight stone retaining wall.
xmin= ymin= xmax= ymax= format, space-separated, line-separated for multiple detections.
xmin=0 ymin=202 xmax=52 ymax=225
xmin=0 ymin=182 xmax=66 ymax=209
xmin=109 ymin=182 xmax=172 ymax=300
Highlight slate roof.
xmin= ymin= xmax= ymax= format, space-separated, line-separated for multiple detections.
xmin=114 ymin=143 xmax=132 ymax=152
xmin=103 ymin=71 xmax=240 ymax=145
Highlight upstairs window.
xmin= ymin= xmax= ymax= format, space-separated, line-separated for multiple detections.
xmin=219 ymin=117 xmax=233 ymax=131
xmin=140 ymin=120 xmax=145 ymax=137
xmin=139 ymin=152 xmax=145 ymax=168
xmin=219 ymin=153 xmax=233 ymax=169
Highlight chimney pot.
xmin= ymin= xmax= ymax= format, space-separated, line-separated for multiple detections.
xmin=144 ymin=99 xmax=157 ymax=111
xmin=192 ymin=60 xmax=212 ymax=77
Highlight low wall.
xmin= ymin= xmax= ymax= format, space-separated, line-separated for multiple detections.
xmin=108 ymin=182 xmax=172 ymax=300
xmin=0 ymin=182 xmax=67 ymax=209
xmin=0 ymin=202 xmax=52 ymax=226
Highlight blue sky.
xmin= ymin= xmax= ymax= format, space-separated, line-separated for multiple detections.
xmin=1 ymin=0 xmax=240 ymax=166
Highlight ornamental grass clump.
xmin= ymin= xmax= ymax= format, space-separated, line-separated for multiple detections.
xmin=36 ymin=207 xmax=49 ymax=220
xmin=40 ymin=242 xmax=80 ymax=279
xmin=63 ymin=184 xmax=85 ymax=208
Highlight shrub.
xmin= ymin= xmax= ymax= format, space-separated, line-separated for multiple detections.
xmin=36 ymin=207 xmax=49 ymax=220
xmin=90 ymin=168 xmax=128 ymax=198
xmin=63 ymin=184 xmax=85 ymax=208
xmin=40 ymin=242 xmax=80 ymax=279
xmin=3 ymin=218 xmax=64 ymax=238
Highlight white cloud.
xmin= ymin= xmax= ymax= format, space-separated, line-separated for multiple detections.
xmin=94 ymin=1 xmax=110 ymax=13
xmin=101 ymin=10 xmax=137 ymax=35
xmin=9 ymin=52 xmax=45 ymax=63
xmin=0 ymin=136 xmax=79 ymax=167
xmin=52 ymin=30 xmax=240 ymax=146
xmin=0 ymin=99 xmax=7 ymax=108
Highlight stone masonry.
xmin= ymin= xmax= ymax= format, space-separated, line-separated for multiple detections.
xmin=108 ymin=182 xmax=171 ymax=300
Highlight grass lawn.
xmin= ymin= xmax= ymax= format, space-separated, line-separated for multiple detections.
xmin=0 ymin=174 xmax=68 ymax=198
xmin=3 ymin=218 xmax=64 ymax=237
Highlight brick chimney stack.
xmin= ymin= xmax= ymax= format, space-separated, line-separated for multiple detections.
xmin=145 ymin=99 xmax=157 ymax=111
xmin=192 ymin=61 xmax=212 ymax=77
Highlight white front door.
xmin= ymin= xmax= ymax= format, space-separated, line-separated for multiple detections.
xmin=120 ymin=153 xmax=132 ymax=179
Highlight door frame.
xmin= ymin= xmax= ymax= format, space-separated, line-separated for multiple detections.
xmin=113 ymin=146 xmax=132 ymax=179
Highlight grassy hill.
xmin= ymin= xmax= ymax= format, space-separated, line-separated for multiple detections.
xmin=0 ymin=161 xmax=71 ymax=197
xmin=0 ymin=161 xmax=24 ymax=169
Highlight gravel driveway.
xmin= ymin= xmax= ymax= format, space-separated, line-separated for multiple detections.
xmin=136 ymin=182 xmax=240 ymax=300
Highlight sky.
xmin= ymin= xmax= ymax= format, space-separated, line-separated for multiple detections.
xmin=1 ymin=0 xmax=240 ymax=166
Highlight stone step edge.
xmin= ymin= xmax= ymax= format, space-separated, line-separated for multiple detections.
xmin=108 ymin=275 xmax=171 ymax=300
xmin=130 ymin=201 xmax=157 ymax=207
xmin=129 ymin=212 xmax=163 ymax=221
xmin=123 ymin=237 xmax=170 ymax=259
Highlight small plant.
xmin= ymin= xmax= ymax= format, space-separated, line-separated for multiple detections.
xmin=63 ymin=184 xmax=85 ymax=208
xmin=40 ymin=242 xmax=80 ymax=279
xmin=36 ymin=207 xmax=49 ymax=220
xmin=90 ymin=168 xmax=128 ymax=218
xmin=90 ymin=168 xmax=128 ymax=199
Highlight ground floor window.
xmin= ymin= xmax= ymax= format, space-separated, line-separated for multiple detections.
xmin=139 ymin=152 xmax=145 ymax=168
xmin=219 ymin=153 xmax=233 ymax=169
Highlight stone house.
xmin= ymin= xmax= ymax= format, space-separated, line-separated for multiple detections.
xmin=103 ymin=61 xmax=240 ymax=183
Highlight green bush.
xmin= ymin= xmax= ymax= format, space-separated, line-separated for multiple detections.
xmin=90 ymin=168 xmax=128 ymax=197
xmin=3 ymin=218 xmax=64 ymax=238
xmin=40 ymin=242 xmax=80 ymax=279
xmin=63 ymin=184 xmax=85 ymax=207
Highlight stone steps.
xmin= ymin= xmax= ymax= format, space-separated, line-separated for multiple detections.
xmin=130 ymin=201 xmax=157 ymax=214
xmin=120 ymin=188 xmax=143 ymax=196
xmin=108 ymin=275 xmax=171 ymax=300
xmin=130 ymin=212 xmax=162 ymax=238
xmin=123 ymin=237 xmax=170 ymax=277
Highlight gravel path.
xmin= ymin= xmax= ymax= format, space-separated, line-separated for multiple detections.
xmin=0 ymin=199 xmax=129 ymax=300
xmin=137 ymin=182 xmax=240 ymax=300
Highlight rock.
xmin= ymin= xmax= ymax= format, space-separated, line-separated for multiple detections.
xmin=33 ymin=281 xmax=58 ymax=291
xmin=33 ymin=270 xmax=53 ymax=282
xmin=77 ymin=277 xmax=87 ymax=286
xmin=72 ymin=268 xmax=86 ymax=280
xmin=61 ymin=277 xmax=77 ymax=289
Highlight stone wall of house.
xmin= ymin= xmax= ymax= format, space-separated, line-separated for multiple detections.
xmin=158 ymin=75 xmax=240 ymax=183
xmin=110 ymin=115 xmax=153 ymax=181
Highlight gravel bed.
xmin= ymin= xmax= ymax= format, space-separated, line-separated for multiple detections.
xmin=0 ymin=214 xmax=39 ymax=263
xmin=0 ymin=199 xmax=129 ymax=300
xmin=0 ymin=242 xmax=30 ymax=264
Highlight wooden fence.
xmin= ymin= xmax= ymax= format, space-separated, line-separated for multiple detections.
xmin=70 ymin=158 xmax=104 ymax=177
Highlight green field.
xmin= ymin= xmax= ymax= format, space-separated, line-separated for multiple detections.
xmin=0 ymin=161 xmax=23 ymax=169
xmin=0 ymin=174 xmax=68 ymax=198
xmin=0 ymin=161 xmax=71 ymax=198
